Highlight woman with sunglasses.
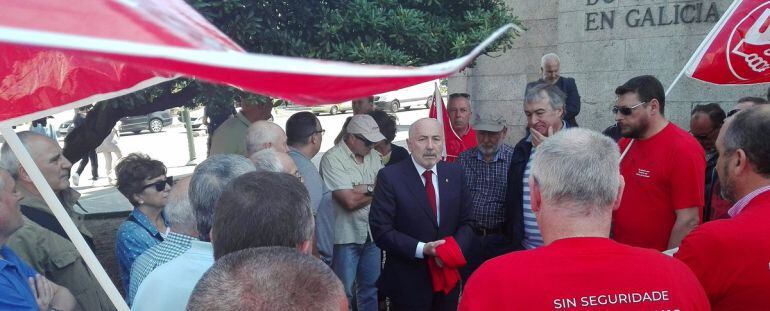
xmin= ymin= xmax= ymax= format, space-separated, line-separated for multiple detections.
xmin=114 ymin=153 xmax=172 ymax=294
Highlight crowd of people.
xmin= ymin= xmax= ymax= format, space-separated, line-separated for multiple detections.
xmin=0 ymin=52 xmax=768 ymax=311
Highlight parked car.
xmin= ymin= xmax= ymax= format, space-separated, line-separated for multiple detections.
xmin=121 ymin=110 xmax=173 ymax=134
xmin=374 ymin=80 xmax=437 ymax=113
xmin=311 ymin=101 xmax=352 ymax=115
xmin=176 ymin=109 xmax=206 ymax=131
xmin=57 ymin=120 xmax=74 ymax=137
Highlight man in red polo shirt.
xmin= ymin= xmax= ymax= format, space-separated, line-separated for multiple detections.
xmin=446 ymin=93 xmax=477 ymax=160
xmin=612 ymin=75 xmax=704 ymax=251
xmin=459 ymin=128 xmax=709 ymax=311
xmin=675 ymin=105 xmax=770 ymax=309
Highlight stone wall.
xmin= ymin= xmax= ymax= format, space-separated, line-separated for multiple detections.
xmin=450 ymin=0 xmax=767 ymax=143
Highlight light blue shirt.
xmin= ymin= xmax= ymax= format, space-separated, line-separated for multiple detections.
xmin=131 ymin=240 xmax=214 ymax=311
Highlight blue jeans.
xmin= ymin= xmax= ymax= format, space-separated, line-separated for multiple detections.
xmin=332 ymin=242 xmax=381 ymax=311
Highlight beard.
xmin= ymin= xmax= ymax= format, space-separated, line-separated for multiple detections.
xmin=620 ymin=116 xmax=650 ymax=139
xmin=718 ymin=167 xmax=738 ymax=204
xmin=479 ymin=144 xmax=499 ymax=157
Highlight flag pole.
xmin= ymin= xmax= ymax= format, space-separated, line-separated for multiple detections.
xmin=0 ymin=126 xmax=129 ymax=311
xmin=665 ymin=0 xmax=744 ymax=96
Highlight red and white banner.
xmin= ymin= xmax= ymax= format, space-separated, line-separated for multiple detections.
xmin=0 ymin=0 xmax=516 ymax=125
xmin=428 ymin=84 xmax=463 ymax=162
xmin=686 ymin=0 xmax=770 ymax=84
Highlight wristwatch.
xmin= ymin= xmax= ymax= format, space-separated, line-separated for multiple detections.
xmin=365 ymin=184 xmax=374 ymax=196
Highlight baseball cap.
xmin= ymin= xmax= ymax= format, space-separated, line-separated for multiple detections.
xmin=346 ymin=115 xmax=386 ymax=143
xmin=471 ymin=113 xmax=506 ymax=132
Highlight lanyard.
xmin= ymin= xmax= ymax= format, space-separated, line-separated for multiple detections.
xmin=619 ymin=139 xmax=635 ymax=162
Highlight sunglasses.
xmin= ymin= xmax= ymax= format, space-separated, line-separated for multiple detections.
xmin=612 ymin=102 xmax=646 ymax=116
xmin=307 ymin=129 xmax=325 ymax=137
xmin=354 ymin=134 xmax=376 ymax=148
xmin=142 ymin=176 xmax=174 ymax=192
xmin=727 ymin=109 xmax=740 ymax=117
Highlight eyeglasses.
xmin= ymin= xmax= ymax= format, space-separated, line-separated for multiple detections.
xmin=142 ymin=176 xmax=173 ymax=192
xmin=354 ymin=134 xmax=376 ymax=148
xmin=727 ymin=109 xmax=740 ymax=117
xmin=612 ymin=102 xmax=646 ymax=116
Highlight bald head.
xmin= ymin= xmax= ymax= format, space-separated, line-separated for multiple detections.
xmin=407 ymin=118 xmax=444 ymax=169
xmin=246 ymin=121 xmax=288 ymax=156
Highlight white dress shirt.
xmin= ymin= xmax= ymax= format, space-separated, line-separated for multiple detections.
xmin=412 ymin=156 xmax=439 ymax=259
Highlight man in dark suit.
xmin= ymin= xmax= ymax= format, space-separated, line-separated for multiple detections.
xmin=370 ymin=118 xmax=474 ymax=311
xmin=525 ymin=53 xmax=581 ymax=127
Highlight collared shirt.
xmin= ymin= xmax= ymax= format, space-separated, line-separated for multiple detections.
xmin=728 ymin=185 xmax=770 ymax=217
xmin=457 ymin=144 xmax=514 ymax=229
xmin=127 ymin=232 xmax=195 ymax=305
xmin=208 ymin=111 xmax=251 ymax=157
xmin=0 ymin=246 xmax=38 ymax=311
xmin=131 ymin=240 xmax=214 ymax=311
xmin=6 ymin=188 xmax=114 ymax=311
xmin=413 ymin=156 xmax=440 ymax=259
xmin=320 ymin=141 xmax=383 ymax=245
xmin=288 ymin=147 xmax=327 ymax=215
xmin=116 ymin=209 xmax=168 ymax=293
xmin=288 ymin=147 xmax=335 ymax=264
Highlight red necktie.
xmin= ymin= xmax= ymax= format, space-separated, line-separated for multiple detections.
xmin=423 ymin=170 xmax=437 ymax=219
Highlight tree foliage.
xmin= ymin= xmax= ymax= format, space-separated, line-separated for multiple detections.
xmin=65 ymin=0 xmax=519 ymax=161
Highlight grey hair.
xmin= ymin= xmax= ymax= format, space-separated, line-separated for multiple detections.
xmin=249 ymin=149 xmax=284 ymax=173
xmin=531 ymin=128 xmax=620 ymax=215
xmin=524 ymin=83 xmax=566 ymax=111
xmin=0 ymin=131 xmax=49 ymax=179
xmin=245 ymin=121 xmax=284 ymax=156
xmin=165 ymin=181 xmax=196 ymax=231
xmin=541 ymin=53 xmax=560 ymax=68
xmin=723 ymin=105 xmax=770 ymax=177
xmin=187 ymin=247 xmax=345 ymax=311
xmin=189 ymin=154 xmax=256 ymax=241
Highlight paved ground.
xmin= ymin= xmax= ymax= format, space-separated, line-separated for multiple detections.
xmin=70 ymin=105 xmax=429 ymax=296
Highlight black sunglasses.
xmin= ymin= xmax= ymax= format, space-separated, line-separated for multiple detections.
xmin=727 ymin=109 xmax=740 ymax=117
xmin=354 ymin=134 xmax=376 ymax=148
xmin=142 ymin=176 xmax=174 ymax=192
xmin=612 ymin=102 xmax=646 ymax=116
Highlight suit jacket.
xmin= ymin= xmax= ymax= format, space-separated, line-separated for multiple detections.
xmin=525 ymin=77 xmax=581 ymax=127
xmin=370 ymin=159 xmax=474 ymax=306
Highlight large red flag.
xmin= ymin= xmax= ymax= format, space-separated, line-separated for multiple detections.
xmin=428 ymin=83 xmax=464 ymax=162
xmin=686 ymin=0 xmax=770 ymax=84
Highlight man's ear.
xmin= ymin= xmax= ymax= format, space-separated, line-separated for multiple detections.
xmin=612 ymin=175 xmax=626 ymax=211
xmin=734 ymin=149 xmax=750 ymax=176
xmin=18 ymin=166 xmax=32 ymax=183
xmin=648 ymin=99 xmax=661 ymax=115
xmin=529 ymin=175 xmax=542 ymax=214
xmin=297 ymin=240 xmax=313 ymax=255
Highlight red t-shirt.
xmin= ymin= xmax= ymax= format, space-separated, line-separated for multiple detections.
xmin=445 ymin=127 xmax=477 ymax=163
xmin=459 ymin=237 xmax=709 ymax=311
xmin=675 ymin=191 xmax=770 ymax=310
xmin=613 ymin=123 xmax=705 ymax=250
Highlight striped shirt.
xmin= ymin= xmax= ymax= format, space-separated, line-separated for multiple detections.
xmin=127 ymin=232 xmax=195 ymax=304
xmin=521 ymin=148 xmax=544 ymax=249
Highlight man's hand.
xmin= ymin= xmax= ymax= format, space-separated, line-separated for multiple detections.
xmin=28 ymin=275 xmax=53 ymax=311
xmin=423 ymin=240 xmax=446 ymax=257
xmin=530 ymin=126 xmax=554 ymax=147
xmin=434 ymin=257 xmax=445 ymax=268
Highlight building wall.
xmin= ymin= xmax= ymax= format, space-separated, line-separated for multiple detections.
xmin=450 ymin=0 xmax=767 ymax=143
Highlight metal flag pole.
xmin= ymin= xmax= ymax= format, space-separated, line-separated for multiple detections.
xmin=665 ymin=0 xmax=744 ymax=96
xmin=0 ymin=125 xmax=129 ymax=311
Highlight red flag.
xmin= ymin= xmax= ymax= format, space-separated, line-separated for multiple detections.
xmin=428 ymin=83 xmax=464 ymax=162
xmin=686 ymin=0 xmax=770 ymax=84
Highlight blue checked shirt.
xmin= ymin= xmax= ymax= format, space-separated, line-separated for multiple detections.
xmin=127 ymin=232 xmax=195 ymax=305
xmin=457 ymin=144 xmax=514 ymax=229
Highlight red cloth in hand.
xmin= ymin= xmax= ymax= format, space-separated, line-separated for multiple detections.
xmin=426 ymin=237 xmax=466 ymax=294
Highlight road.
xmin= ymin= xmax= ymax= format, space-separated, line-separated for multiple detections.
xmin=72 ymin=105 xmax=432 ymax=214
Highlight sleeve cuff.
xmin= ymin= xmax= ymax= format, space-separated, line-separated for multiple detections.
xmin=415 ymin=242 xmax=425 ymax=259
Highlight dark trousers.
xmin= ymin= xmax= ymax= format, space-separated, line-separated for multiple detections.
xmin=75 ymin=150 xmax=98 ymax=178
xmin=389 ymin=285 xmax=459 ymax=311
xmin=461 ymin=233 xmax=516 ymax=282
